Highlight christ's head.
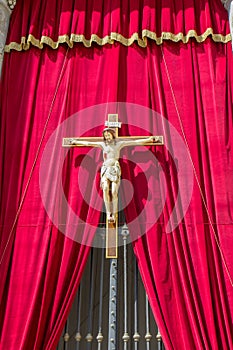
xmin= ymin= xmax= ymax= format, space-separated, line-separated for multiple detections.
xmin=103 ymin=128 xmax=116 ymax=143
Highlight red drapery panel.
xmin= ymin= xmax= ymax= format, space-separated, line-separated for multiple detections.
xmin=0 ymin=44 xmax=104 ymax=349
xmin=1 ymin=0 xmax=233 ymax=349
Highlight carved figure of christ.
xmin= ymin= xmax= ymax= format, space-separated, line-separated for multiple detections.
xmin=67 ymin=128 xmax=161 ymax=222
xmin=63 ymin=114 xmax=164 ymax=258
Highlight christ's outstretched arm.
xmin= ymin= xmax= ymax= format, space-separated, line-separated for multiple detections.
xmin=118 ymin=135 xmax=158 ymax=149
xmin=69 ymin=138 xmax=103 ymax=148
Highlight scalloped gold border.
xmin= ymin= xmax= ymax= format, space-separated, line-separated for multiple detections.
xmin=4 ymin=28 xmax=231 ymax=52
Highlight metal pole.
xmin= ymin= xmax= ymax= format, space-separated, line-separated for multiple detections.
xmin=86 ymin=249 xmax=95 ymax=349
xmin=133 ymin=257 xmax=140 ymax=349
xmin=156 ymin=328 xmax=163 ymax=350
xmin=108 ymin=258 xmax=118 ymax=350
xmin=96 ymin=246 xmax=105 ymax=349
xmin=63 ymin=320 xmax=69 ymax=350
xmin=75 ymin=282 xmax=82 ymax=350
xmin=122 ymin=224 xmax=130 ymax=350
xmin=145 ymin=294 xmax=152 ymax=350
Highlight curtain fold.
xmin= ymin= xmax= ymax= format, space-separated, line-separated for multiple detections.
xmin=1 ymin=0 xmax=233 ymax=349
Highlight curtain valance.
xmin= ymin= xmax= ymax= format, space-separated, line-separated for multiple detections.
xmin=4 ymin=0 xmax=231 ymax=52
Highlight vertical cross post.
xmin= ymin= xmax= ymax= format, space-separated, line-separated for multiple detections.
xmin=105 ymin=114 xmax=121 ymax=258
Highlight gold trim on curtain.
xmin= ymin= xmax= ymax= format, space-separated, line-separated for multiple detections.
xmin=4 ymin=28 xmax=231 ymax=52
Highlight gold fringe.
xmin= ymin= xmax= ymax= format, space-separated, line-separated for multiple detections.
xmin=4 ymin=28 xmax=231 ymax=52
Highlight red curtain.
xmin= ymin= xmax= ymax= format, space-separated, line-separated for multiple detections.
xmin=4 ymin=0 xmax=230 ymax=51
xmin=1 ymin=0 xmax=233 ymax=349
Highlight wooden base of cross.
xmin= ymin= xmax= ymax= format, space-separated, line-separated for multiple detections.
xmin=106 ymin=214 xmax=118 ymax=258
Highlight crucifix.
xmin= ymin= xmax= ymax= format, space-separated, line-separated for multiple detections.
xmin=63 ymin=114 xmax=163 ymax=259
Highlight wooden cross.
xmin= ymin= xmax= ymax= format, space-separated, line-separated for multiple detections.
xmin=63 ymin=114 xmax=163 ymax=258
